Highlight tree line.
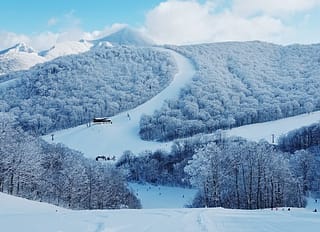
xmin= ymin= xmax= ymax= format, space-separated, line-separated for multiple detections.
xmin=0 ymin=112 xmax=140 ymax=209
xmin=118 ymin=133 xmax=318 ymax=209
xmin=278 ymin=122 xmax=320 ymax=153
xmin=185 ymin=140 xmax=305 ymax=208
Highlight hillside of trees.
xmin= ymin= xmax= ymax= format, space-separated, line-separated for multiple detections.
xmin=117 ymin=132 xmax=314 ymax=209
xmin=1 ymin=41 xmax=319 ymax=210
xmin=140 ymin=41 xmax=320 ymax=141
xmin=0 ymin=44 xmax=176 ymax=135
xmin=0 ymin=112 xmax=141 ymax=209
xmin=278 ymin=122 xmax=320 ymax=153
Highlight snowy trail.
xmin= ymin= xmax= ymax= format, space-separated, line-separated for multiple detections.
xmin=42 ymin=44 xmax=320 ymax=159
xmin=43 ymin=49 xmax=195 ymax=158
xmin=226 ymin=111 xmax=320 ymax=144
xmin=1 ymin=192 xmax=320 ymax=232
xmin=128 ymin=183 xmax=197 ymax=209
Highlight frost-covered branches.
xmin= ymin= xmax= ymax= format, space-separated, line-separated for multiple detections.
xmin=278 ymin=122 xmax=320 ymax=152
xmin=185 ymin=140 xmax=305 ymax=209
xmin=0 ymin=113 xmax=140 ymax=209
xmin=0 ymin=45 xmax=176 ymax=135
xmin=140 ymin=42 xmax=320 ymax=141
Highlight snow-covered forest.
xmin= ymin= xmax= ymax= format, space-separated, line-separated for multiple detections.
xmin=185 ymin=139 xmax=305 ymax=208
xmin=140 ymin=42 xmax=320 ymax=141
xmin=0 ymin=45 xmax=176 ymax=135
xmin=278 ymin=122 xmax=320 ymax=152
xmin=0 ymin=112 xmax=140 ymax=209
xmin=117 ymin=131 xmax=320 ymax=209
xmin=1 ymin=40 xmax=320 ymax=213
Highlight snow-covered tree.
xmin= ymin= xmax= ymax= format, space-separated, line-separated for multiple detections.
xmin=184 ymin=139 xmax=304 ymax=209
xmin=140 ymin=42 xmax=320 ymax=141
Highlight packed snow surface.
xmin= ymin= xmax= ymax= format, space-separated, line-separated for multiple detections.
xmin=226 ymin=111 xmax=320 ymax=144
xmin=1 ymin=192 xmax=319 ymax=232
xmin=43 ymin=49 xmax=196 ymax=158
xmin=129 ymin=183 xmax=197 ymax=208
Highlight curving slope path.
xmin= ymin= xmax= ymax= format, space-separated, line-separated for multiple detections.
xmin=43 ymin=49 xmax=196 ymax=158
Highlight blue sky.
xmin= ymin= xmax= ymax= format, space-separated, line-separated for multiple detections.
xmin=0 ymin=0 xmax=163 ymax=33
xmin=1 ymin=0 xmax=320 ymax=50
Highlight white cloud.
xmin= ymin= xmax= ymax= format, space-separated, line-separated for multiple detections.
xmin=62 ymin=10 xmax=82 ymax=29
xmin=0 ymin=31 xmax=31 ymax=50
xmin=208 ymin=12 xmax=292 ymax=43
xmin=232 ymin=0 xmax=320 ymax=17
xmin=47 ymin=17 xmax=58 ymax=26
xmin=145 ymin=1 xmax=214 ymax=44
xmin=29 ymin=32 xmax=60 ymax=50
xmin=1 ymin=0 xmax=319 ymax=51
xmin=83 ymin=23 xmax=128 ymax=41
xmin=144 ymin=0 xmax=291 ymax=45
xmin=0 ymin=23 xmax=128 ymax=51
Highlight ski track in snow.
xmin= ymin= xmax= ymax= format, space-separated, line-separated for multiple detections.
xmin=43 ymin=48 xmax=196 ymax=158
xmin=94 ymin=222 xmax=106 ymax=232
xmin=197 ymin=210 xmax=209 ymax=232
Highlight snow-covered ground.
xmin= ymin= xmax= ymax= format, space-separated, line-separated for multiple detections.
xmin=43 ymin=49 xmax=195 ymax=158
xmin=226 ymin=111 xmax=320 ymax=144
xmin=1 ymin=192 xmax=319 ymax=232
xmin=129 ymin=183 xmax=197 ymax=208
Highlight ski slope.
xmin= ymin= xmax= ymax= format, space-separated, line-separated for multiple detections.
xmin=226 ymin=111 xmax=320 ymax=144
xmin=129 ymin=183 xmax=197 ymax=208
xmin=43 ymin=48 xmax=196 ymax=158
xmin=43 ymin=46 xmax=320 ymax=159
xmin=1 ymin=192 xmax=319 ymax=232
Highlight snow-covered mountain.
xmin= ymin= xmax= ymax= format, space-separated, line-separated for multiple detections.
xmin=140 ymin=42 xmax=320 ymax=141
xmin=0 ymin=27 xmax=153 ymax=76
xmin=42 ymin=48 xmax=192 ymax=157
xmin=42 ymin=44 xmax=320 ymax=158
xmin=39 ymin=40 xmax=93 ymax=60
xmin=0 ymin=42 xmax=46 ymax=75
xmin=95 ymin=27 xmax=154 ymax=46
xmin=0 ymin=40 xmax=93 ymax=76
xmin=0 ymin=45 xmax=176 ymax=135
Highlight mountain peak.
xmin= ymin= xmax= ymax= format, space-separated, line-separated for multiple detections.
xmin=0 ymin=42 xmax=35 ymax=55
xmin=38 ymin=40 xmax=93 ymax=60
xmin=95 ymin=27 xmax=154 ymax=46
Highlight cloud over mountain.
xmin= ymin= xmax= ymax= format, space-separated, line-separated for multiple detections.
xmin=144 ymin=0 xmax=292 ymax=45
xmin=1 ymin=0 xmax=320 ymax=50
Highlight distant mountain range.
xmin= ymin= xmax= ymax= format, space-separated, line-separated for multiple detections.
xmin=0 ymin=27 xmax=153 ymax=75
xmin=0 ymin=42 xmax=46 ymax=75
